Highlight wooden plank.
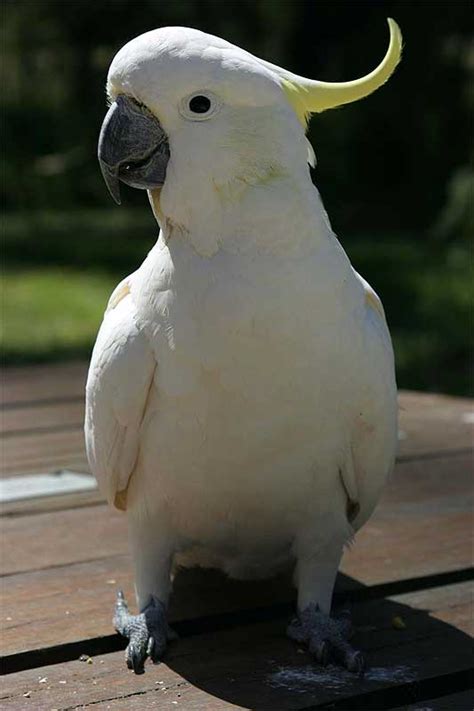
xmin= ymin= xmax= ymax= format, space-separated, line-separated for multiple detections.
xmin=1 ymin=505 xmax=125 ymax=576
xmin=0 ymin=472 xmax=96 ymax=504
xmin=1 ymin=453 xmax=472 ymax=657
xmin=0 ymin=414 xmax=470 ymax=526
xmin=0 ymin=556 xmax=133 ymax=657
xmin=391 ymin=690 xmax=474 ymax=710
xmin=1 ymin=429 xmax=89 ymax=477
xmin=0 ymin=456 xmax=89 ymax=479
xmin=2 ymin=453 xmax=470 ymax=577
xmin=1 ymin=358 xmax=472 ymax=472
xmin=0 ymin=362 xmax=87 ymax=407
xmin=0 ymin=489 xmax=103 ymax=517
xmin=1 ymin=401 xmax=84 ymax=436
xmin=342 ymin=453 xmax=473 ymax=585
xmin=360 ymin=581 xmax=473 ymax=636
xmin=376 ymin=452 xmax=470 ymax=514
xmin=1 ymin=584 xmax=472 ymax=710
xmin=4 ymin=388 xmax=470 ymax=456
xmin=344 ymin=510 xmax=471 ymax=587
xmin=0 ymin=559 xmax=295 ymax=657
xmin=1 ymin=497 xmax=471 ymax=662
xmin=397 ymin=391 xmax=473 ymax=459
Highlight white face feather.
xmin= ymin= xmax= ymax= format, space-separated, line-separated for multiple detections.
xmin=107 ymin=27 xmax=285 ymax=117
xmin=107 ymin=28 xmax=309 ymax=234
xmin=103 ymin=23 xmax=399 ymax=254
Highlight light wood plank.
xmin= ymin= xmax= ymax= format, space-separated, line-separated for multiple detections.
xmin=0 ymin=362 xmax=87 ymax=407
xmin=1 ymin=429 xmax=89 ymax=477
xmin=1 ymin=360 xmax=473 ymax=482
xmin=1 ymin=401 xmax=84 ymax=436
xmin=2 ymin=454 xmax=470 ymax=576
xmin=342 ymin=453 xmax=473 ymax=585
xmin=398 ymin=391 xmax=473 ymax=458
xmin=0 ymin=489 xmax=103 ymax=517
xmin=1 ymin=505 xmax=125 ymax=576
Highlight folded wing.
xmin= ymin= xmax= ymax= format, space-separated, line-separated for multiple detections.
xmin=85 ymin=279 xmax=156 ymax=510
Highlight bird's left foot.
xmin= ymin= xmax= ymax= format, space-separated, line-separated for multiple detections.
xmin=113 ymin=590 xmax=176 ymax=674
xmin=287 ymin=603 xmax=364 ymax=674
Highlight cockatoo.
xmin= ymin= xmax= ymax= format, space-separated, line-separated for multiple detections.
xmin=86 ymin=19 xmax=401 ymax=674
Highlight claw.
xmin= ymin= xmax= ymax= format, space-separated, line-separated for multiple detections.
xmin=146 ymin=636 xmax=154 ymax=657
xmin=127 ymin=646 xmax=146 ymax=675
xmin=309 ymin=638 xmax=329 ymax=666
xmin=287 ymin=604 xmax=364 ymax=674
xmin=115 ymin=589 xmax=128 ymax=614
xmin=346 ymin=650 xmax=365 ymax=676
xmin=112 ymin=591 xmax=172 ymax=673
xmin=114 ymin=591 xmax=130 ymax=635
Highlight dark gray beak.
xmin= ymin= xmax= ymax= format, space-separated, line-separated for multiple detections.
xmin=98 ymin=95 xmax=170 ymax=205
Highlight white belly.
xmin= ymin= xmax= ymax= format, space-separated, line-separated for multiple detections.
xmin=126 ymin=244 xmax=396 ymax=568
xmin=130 ymin=334 xmax=369 ymax=565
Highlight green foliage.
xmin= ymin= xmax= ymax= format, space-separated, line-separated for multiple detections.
xmin=2 ymin=0 xmax=472 ymax=236
xmin=2 ymin=212 xmax=472 ymax=395
xmin=1 ymin=267 xmax=116 ymax=363
xmin=2 ymin=209 xmax=156 ymax=272
xmin=346 ymin=236 xmax=473 ymax=396
xmin=1 ymin=2 xmax=472 ymax=394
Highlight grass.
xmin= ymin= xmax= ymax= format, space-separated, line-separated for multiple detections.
xmin=347 ymin=239 xmax=473 ymax=396
xmin=1 ymin=268 xmax=117 ymax=363
xmin=1 ymin=210 xmax=472 ymax=395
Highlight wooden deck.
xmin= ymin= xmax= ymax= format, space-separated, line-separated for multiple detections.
xmin=0 ymin=361 xmax=472 ymax=710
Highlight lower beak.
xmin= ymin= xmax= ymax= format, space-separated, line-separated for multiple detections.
xmin=98 ymin=95 xmax=170 ymax=205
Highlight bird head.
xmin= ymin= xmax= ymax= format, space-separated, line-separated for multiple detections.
xmin=98 ymin=21 xmax=402 ymax=244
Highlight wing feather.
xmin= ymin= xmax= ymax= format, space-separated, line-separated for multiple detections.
xmin=85 ymin=283 xmax=155 ymax=510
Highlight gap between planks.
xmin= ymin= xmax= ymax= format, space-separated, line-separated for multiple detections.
xmin=2 ymin=569 xmax=472 ymax=675
xmin=1 ymin=452 xmax=471 ymax=661
xmin=0 ymin=583 xmax=472 ymax=709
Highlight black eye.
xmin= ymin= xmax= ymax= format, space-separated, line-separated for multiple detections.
xmin=189 ymin=95 xmax=211 ymax=114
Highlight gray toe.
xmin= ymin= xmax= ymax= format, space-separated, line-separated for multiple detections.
xmin=126 ymin=643 xmax=147 ymax=674
xmin=287 ymin=604 xmax=364 ymax=674
xmin=113 ymin=591 xmax=170 ymax=673
xmin=345 ymin=649 xmax=365 ymax=675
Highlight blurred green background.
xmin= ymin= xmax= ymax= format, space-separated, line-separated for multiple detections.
xmin=1 ymin=1 xmax=472 ymax=395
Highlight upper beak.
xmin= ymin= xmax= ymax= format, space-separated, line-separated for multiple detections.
xmin=98 ymin=95 xmax=170 ymax=205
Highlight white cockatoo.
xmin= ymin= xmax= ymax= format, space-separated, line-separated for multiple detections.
xmin=85 ymin=19 xmax=401 ymax=674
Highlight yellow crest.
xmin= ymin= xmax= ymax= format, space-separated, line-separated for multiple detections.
xmin=277 ymin=19 xmax=402 ymax=127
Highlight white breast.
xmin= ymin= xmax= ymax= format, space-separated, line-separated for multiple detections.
xmin=124 ymin=233 xmax=397 ymax=568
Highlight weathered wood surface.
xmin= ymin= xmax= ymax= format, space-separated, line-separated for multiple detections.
xmin=0 ymin=362 xmax=472 ymax=710
xmin=1 ymin=362 xmax=87 ymax=406
xmin=392 ymin=691 xmax=474 ymax=710
xmin=1 ymin=430 xmax=90 ymax=477
xmin=396 ymin=390 xmax=473 ymax=458
xmin=1 ymin=584 xmax=472 ymax=710
xmin=2 ymin=453 xmax=471 ymax=576
xmin=1 ymin=452 xmax=472 ymax=657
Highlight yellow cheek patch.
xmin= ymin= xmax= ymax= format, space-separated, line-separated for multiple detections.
xmin=281 ymin=80 xmax=311 ymax=128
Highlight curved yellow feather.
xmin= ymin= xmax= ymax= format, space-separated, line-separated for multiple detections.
xmin=282 ymin=18 xmax=402 ymax=124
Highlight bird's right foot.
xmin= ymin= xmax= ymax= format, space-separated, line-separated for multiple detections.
xmin=113 ymin=590 xmax=175 ymax=674
xmin=287 ymin=603 xmax=364 ymax=674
